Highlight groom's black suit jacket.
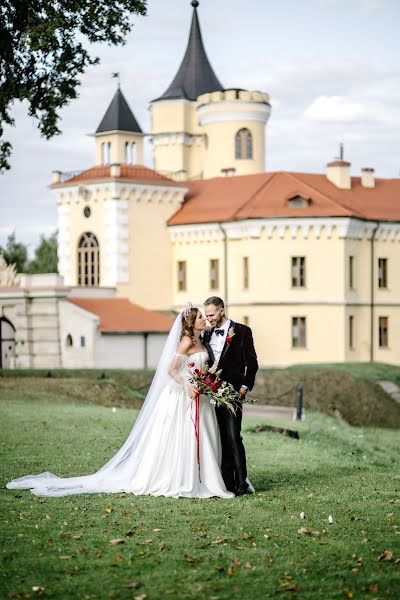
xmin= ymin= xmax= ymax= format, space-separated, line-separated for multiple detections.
xmin=203 ymin=321 xmax=258 ymax=392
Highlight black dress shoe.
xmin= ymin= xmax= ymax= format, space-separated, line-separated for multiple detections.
xmin=235 ymin=483 xmax=250 ymax=497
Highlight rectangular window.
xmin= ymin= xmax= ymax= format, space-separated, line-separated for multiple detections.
xmin=379 ymin=316 xmax=389 ymax=348
xmin=80 ymin=336 xmax=86 ymax=348
xmin=378 ymin=258 xmax=388 ymax=288
xmin=209 ymin=259 xmax=219 ymax=290
xmin=177 ymin=261 xmax=186 ymax=292
xmin=243 ymin=257 xmax=249 ymax=289
xmin=291 ymin=257 xmax=306 ymax=287
xmin=292 ymin=317 xmax=306 ymax=348
xmin=349 ymin=315 xmax=354 ymax=349
xmin=349 ymin=256 xmax=354 ymax=289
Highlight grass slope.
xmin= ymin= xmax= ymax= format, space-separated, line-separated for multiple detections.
xmin=2 ymin=362 xmax=400 ymax=427
xmin=1 ymin=392 xmax=399 ymax=600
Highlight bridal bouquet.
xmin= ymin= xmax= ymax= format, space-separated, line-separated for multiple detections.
xmin=188 ymin=361 xmax=255 ymax=415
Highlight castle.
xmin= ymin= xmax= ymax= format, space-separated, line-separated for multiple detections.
xmin=1 ymin=1 xmax=399 ymax=368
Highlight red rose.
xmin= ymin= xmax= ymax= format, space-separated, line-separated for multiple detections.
xmin=194 ymin=369 xmax=200 ymax=374
xmin=226 ymin=337 xmax=232 ymax=343
xmin=188 ymin=362 xmax=195 ymax=367
xmin=210 ymin=381 xmax=221 ymax=391
xmin=203 ymin=374 xmax=216 ymax=386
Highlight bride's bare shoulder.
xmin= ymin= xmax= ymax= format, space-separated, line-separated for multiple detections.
xmin=176 ymin=336 xmax=192 ymax=355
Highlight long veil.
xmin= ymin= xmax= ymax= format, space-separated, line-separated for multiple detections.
xmin=6 ymin=315 xmax=183 ymax=497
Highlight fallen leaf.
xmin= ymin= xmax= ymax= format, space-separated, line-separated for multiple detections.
xmin=126 ymin=530 xmax=135 ymax=537
xmin=300 ymin=512 xmax=305 ymax=520
xmin=72 ymin=534 xmax=82 ymax=540
xmin=153 ymin=528 xmax=162 ymax=532
xmin=110 ymin=538 xmax=125 ymax=546
xmin=134 ymin=595 xmax=147 ymax=600
xmin=377 ymin=549 xmax=393 ymax=561
xmin=242 ymin=533 xmax=253 ymax=539
xmin=32 ymin=587 xmax=45 ymax=594
xmin=368 ymin=583 xmax=378 ymax=593
xmin=244 ymin=561 xmax=256 ymax=570
xmin=328 ymin=515 xmax=334 ymax=523
xmin=226 ymin=566 xmax=235 ymax=576
xmin=59 ymin=555 xmax=72 ymax=560
xmin=159 ymin=542 xmax=166 ymax=551
xmin=184 ymin=556 xmax=198 ymax=563
xmin=298 ymin=527 xmax=311 ymax=535
xmin=143 ymin=538 xmax=153 ymax=544
xmin=231 ymin=558 xmax=241 ymax=566
xmin=105 ymin=507 xmax=113 ymax=513
xmin=342 ymin=591 xmax=353 ymax=599
xmin=123 ymin=581 xmax=141 ymax=590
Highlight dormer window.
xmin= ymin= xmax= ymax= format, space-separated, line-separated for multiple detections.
xmin=287 ymin=195 xmax=311 ymax=208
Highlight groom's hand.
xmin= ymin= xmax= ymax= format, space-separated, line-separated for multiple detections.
xmin=239 ymin=386 xmax=248 ymax=397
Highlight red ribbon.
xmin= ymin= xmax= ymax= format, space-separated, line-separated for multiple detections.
xmin=191 ymin=391 xmax=201 ymax=482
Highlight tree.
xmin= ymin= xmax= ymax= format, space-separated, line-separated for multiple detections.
xmin=0 ymin=0 xmax=147 ymax=171
xmin=0 ymin=231 xmax=28 ymax=272
xmin=27 ymin=231 xmax=58 ymax=274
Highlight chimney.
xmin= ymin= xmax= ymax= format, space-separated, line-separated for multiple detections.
xmin=110 ymin=163 xmax=121 ymax=177
xmin=221 ymin=167 xmax=236 ymax=177
xmin=52 ymin=170 xmax=62 ymax=184
xmin=326 ymin=161 xmax=351 ymax=189
xmin=361 ymin=167 xmax=375 ymax=188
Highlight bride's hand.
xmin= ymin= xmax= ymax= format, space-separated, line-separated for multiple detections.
xmin=188 ymin=384 xmax=198 ymax=399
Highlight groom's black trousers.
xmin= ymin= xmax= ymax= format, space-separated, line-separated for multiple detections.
xmin=216 ymin=403 xmax=247 ymax=491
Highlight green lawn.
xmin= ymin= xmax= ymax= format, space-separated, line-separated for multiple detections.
xmin=1 ymin=392 xmax=399 ymax=600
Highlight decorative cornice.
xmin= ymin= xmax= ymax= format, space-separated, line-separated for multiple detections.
xmin=169 ymin=218 xmax=400 ymax=242
xmin=197 ymin=102 xmax=270 ymax=125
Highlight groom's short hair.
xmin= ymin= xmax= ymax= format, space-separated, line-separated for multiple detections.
xmin=204 ymin=296 xmax=224 ymax=309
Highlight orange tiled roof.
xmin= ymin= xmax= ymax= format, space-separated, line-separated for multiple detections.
xmin=67 ymin=298 xmax=173 ymax=333
xmin=168 ymin=171 xmax=400 ymax=225
xmin=54 ymin=164 xmax=180 ymax=187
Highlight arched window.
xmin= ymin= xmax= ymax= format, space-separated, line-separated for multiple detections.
xmin=77 ymin=232 xmax=100 ymax=287
xmin=235 ymin=128 xmax=253 ymax=159
xmin=101 ymin=142 xmax=112 ymax=165
xmin=66 ymin=334 xmax=73 ymax=347
xmin=125 ymin=142 xmax=136 ymax=164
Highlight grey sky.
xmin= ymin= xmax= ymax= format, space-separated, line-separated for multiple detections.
xmin=1 ymin=0 xmax=399 ymax=254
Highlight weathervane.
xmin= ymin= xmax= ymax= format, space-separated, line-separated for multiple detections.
xmin=112 ymin=72 xmax=120 ymax=88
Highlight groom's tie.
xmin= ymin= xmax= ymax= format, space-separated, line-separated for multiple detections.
xmin=215 ymin=329 xmax=225 ymax=336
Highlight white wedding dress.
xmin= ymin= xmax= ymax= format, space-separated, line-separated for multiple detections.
xmin=6 ymin=322 xmax=235 ymax=499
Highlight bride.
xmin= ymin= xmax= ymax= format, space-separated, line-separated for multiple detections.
xmin=6 ymin=306 xmax=234 ymax=499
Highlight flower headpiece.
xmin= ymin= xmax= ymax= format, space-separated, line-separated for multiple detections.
xmin=181 ymin=302 xmax=193 ymax=319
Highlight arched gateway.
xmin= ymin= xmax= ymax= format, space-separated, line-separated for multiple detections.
xmin=0 ymin=317 xmax=16 ymax=369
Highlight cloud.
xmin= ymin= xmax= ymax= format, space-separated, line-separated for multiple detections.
xmin=304 ymin=95 xmax=372 ymax=123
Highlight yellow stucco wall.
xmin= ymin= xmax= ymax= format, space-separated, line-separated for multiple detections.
xmin=169 ymin=220 xmax=400 ymax=366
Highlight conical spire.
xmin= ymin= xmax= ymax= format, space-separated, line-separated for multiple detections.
xmin=96 ymin=87 xmax=142 ymax=134
xmin=154 ymin=1 xmax=224 ymax=102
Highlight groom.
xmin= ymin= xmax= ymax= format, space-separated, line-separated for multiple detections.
xmin=203 ymin=296 xmax=258 ymax=496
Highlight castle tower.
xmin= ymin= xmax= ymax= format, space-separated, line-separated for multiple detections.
xmin=197 ymin=89 xmax=271 ymax=178
xmin=149 ymin=0 xmax=224 ymax=180
xmin=150 ymin=1 xmax=271 ymax=180
xmin=94 ymin=86 xmax=145 ymax=166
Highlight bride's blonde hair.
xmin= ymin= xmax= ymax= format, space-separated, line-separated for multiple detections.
xmin=181 ymin=307 xmax=199 ymax=346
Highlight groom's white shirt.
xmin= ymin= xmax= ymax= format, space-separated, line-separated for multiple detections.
xmin=209 ymin=319 xmax=231 ymax=363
